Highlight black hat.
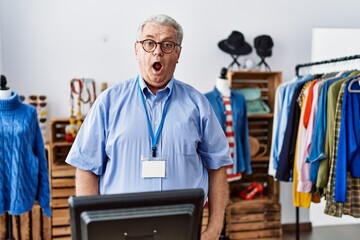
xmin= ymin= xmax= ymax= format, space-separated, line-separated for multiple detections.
xmin=218 ymin=31 xmax=252 ymax=55
xmin=254 ymin=35 xmax=273 ymax=57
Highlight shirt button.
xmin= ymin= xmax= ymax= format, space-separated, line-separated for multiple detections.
xmin=331 ymin=209 xmax=336 ymax=215
xmin=155 ymin=121 xmax=159 ymax=125
xmin=155 ymin=102 xmax=158 ymax=105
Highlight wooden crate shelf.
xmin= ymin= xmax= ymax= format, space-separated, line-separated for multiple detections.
xmin=51 ymin=167 xmax=76 ymax=178
xmin=226 ymin=71 xmax=282 ymax=240
xmin=51 ymin=145 xmax=72 ymax=166
xmin=50 ymin=118 xmax=72 ymax=143
xmin=48 ymin=118 xmax=76 ymax=239
xmin=0 ymin=202 xmax=51 ymax=240
xmin=226 ymin=201 xmax=282 ymax=240
xmin=52 ymin=178 xmax=76 ymax=188
xmin=202 ymin=206 xmax=209 ymax=232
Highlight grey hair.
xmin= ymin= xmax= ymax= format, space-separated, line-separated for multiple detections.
xmin=137 ymin=14 xmax=183 ymax=45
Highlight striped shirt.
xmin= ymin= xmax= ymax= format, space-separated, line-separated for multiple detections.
xmin=222 ymin=96 xmax=241 ymax=182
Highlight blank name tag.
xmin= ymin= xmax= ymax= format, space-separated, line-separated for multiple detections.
xmin=142 ymin=160 xmax=166 ymax=178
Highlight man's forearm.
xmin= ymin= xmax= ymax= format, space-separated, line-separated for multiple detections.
xmin=206 ymin=166 xmax=229 ymax=237
xmin=75 ymin=168 xmax=99 ymax=196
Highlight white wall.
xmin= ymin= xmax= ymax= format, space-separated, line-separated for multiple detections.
xmin=312 ymin=28 xmax=360 ymax=62
xmin=1 ymin=0 xmax=360 ymax=225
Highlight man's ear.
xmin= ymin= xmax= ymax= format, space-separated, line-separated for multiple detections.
xmin=134 ymin=42 xmax=139 ymax=58
xmin=176 ymin=48 xmax=182 ymax=63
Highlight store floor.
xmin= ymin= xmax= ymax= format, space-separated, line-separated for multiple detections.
xmin=283 ymin=224 xmax=360 ymax=240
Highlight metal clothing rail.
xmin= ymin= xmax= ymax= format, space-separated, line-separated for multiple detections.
xmin=294 ymin=53 xmax=360 ymax=240
xmin=296 ymin=54 xmax=360 ymax=76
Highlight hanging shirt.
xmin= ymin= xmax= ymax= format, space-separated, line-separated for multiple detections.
xmin=324 ymin=75 xmax=360 ymax=218
xmin=222 ymin=96 xmax=242 ymax=182
xmin=66 ymin=75 xmax=233 ymax=197
xmin=205 ymin=87 xmax=251 ymax=175
xmin=297 ymin=80 xmax=317 ymax=193
xmin=303 ymin=79 xmax=326 ymax=183
xmin=0 ymin=92 xmax=51 ymax=217
xmin=317 ymin=71 xmax=359 ymax=190
xmin=307 ymin=73 xmax=347 ymax=184
xmin=276 ymin=75 xmax=313 ymax=181
xmin=307 ymin=78 xmax=335 ymax=162
xmin=268 ymin=78 xmax=296 ymax=176
xmin=335 ymin=77 xmax=360 ymax=202
xmin=293 ymin=82 xmax=312 ymax=208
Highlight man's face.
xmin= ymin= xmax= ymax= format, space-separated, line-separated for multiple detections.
xmin=135 ymin=23 xmax=181 ymax=93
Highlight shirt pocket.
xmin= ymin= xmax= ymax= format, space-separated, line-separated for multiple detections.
xmin=173 ymin=122 xmax=199 ymax=156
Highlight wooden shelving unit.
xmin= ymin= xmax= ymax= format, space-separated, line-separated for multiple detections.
xmin=225 ymin=71 xmax=282 ymax=240
xmin=48 ymin=118 xmax=76 ymax=240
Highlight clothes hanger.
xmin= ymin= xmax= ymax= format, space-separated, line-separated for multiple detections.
xmin=347 ymin=76 xmax=360 ymax=93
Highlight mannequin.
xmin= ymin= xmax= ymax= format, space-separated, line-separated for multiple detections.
xmin=0 ymin=75 xmax=51 ymax=239
xmin=0 ymin=75 xmax=12 ymax=99
xmin=1 ymin=75 xmax=13 ymax=240
xmin=211 ymin=67 xmax=248 ymax=182
xmin=215 ymin=68 xmax=231 ymax=97
xmin=206 ymin=68 xmax=251 ymax=240
xmin=206 ymin=67 xmax=251 ymax=178
xmin=215 ymin=68 xmax=234 ymax=240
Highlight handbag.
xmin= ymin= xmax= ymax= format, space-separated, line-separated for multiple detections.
xmin=235 ymin=87 xmax=270 ymax=115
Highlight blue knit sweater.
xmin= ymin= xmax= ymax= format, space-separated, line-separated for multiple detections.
xmin=0 ymin=92 xmax=51 ymax=217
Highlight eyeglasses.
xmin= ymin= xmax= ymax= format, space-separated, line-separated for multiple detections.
xmin=137 ymin=39 xmax=181 ymax=54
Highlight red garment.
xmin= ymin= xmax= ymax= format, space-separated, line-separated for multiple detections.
xmin=303 ymin=80 xmax=318 ymax=128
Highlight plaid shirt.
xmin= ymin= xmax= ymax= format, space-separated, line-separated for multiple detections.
xmin=324 ymin=77 xmax=360 ymax=218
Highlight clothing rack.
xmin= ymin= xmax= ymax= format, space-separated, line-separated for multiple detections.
xmin=294 ymin=53 xmax=360 ymax=240
xmin=296 ymin=54 xmax=360 ymax=76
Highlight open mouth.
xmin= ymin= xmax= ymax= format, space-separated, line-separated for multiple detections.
xmin=152 ymin=62 xmax=162 ymax=71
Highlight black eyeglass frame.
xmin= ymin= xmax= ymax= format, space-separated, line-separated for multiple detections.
xmin=137 ymin=39 xmax=181 ymax=54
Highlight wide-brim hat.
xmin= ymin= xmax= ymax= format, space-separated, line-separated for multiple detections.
xmin=218 ymin=31 xmax=252 ymax=55
xmin=254 ymin=35 xmax=273 ymax=57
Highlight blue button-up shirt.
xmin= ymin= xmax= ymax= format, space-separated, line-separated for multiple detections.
xmin=65 ymin=75 xmax=232 ymax=197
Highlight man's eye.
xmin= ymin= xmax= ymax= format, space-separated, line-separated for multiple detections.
xmin=163 ymin=42 xmax=173 ymax=48
xmin=145 ymin=41 xmax=155 ymax=47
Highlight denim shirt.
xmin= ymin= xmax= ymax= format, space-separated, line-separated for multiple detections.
xmin=205 ymin=87 xmax=252 ymax=174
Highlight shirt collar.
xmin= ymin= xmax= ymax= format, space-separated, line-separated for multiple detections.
xmin=137 ymin=75 xmax=173 ymax=99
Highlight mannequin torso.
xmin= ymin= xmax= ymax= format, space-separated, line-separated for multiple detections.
xmin=0 ymin=88 xmax=12 ymax=99
xmin=215 ymin=77 xmax=231 ymax=97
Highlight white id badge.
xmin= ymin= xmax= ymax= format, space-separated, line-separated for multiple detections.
xmin=141 ymin=156 xmax=166 ymax=178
